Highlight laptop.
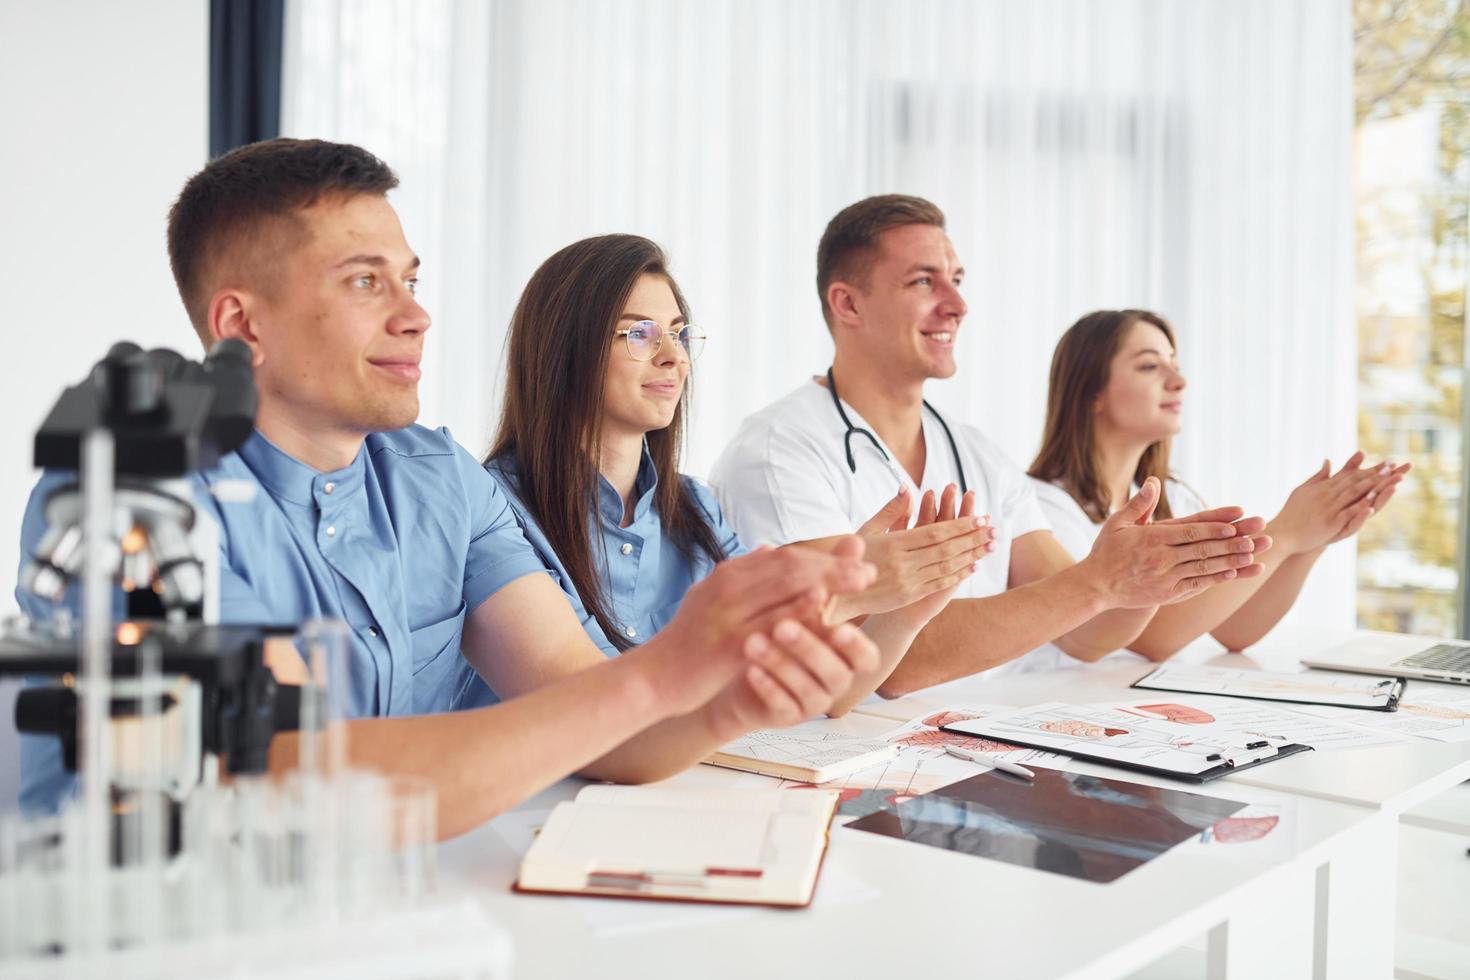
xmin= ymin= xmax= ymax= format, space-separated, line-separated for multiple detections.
xmin=1301 ymin=631 xmax=1470 ymax=685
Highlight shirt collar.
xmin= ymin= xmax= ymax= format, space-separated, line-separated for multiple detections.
xmin=595 ymin=444 xmax=660 ymax=526
xmin=236 ymin=429 xmax=367 ymax=506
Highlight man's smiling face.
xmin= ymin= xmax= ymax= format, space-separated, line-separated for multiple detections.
xmin=847 ymin=222 xmax=967 ymax=384
xmin=246 ymin=193 xmax=430 ymax=439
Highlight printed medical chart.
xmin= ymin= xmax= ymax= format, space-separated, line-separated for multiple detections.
xmin=1294 ymin=681 xmax=1470 ymax=742
xmin=948 ymin=699 xmax=1402 ymax=774
xmin=733 ymin=706 xmax=1067 ymax=815
xmin=1100 ymin=697 xmax=1407 ymax=751
xmin=947 ymin=702 xmax=1245 ymax=773
xmin=1134 ymin=662 xmax=1402 ymax=709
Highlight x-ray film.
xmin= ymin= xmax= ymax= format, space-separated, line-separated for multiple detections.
xmin=845 ymin=767 xmax=1245 ymax=883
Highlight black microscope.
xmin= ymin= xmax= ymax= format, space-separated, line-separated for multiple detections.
xmin=2 ymin=340 xmax=300 ymax=841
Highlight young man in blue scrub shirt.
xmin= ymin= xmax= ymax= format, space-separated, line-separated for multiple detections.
xmin=15 ymin=139 xmax=879 ymax=839
xmin=712 ymin=195 xmax=1273 ymax=695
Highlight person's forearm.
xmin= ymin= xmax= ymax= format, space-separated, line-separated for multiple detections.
xmin=1210 ymin=548 xmax=1322 ymax=652
xmin=1129 ymin=533 xmax=1295 ymax=660
xmin=880 ymin=562 xmax=1111 ymax=696
xmin=267 ymin=653 xmax=664 ymax=841
xmin=1053 ymin=605 xmax=1155 ymax=661
xmin=574 ymin=703 xmax=731 ymax=785
xmin=828 ymin=612 xmax=922 ymax=716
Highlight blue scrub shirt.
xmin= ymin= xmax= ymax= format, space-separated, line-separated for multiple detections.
xmin=451 ymin=450 xmax=747 ymax=710
xmin=14 ymin=425 xmax=547 ymax=812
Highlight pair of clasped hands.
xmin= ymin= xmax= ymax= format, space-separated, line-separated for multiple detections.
xmin=651 ymin=482 xmax=992 ymax=735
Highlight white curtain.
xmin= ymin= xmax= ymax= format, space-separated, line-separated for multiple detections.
xmin=282 ymin=0 xmax=1357 ymax=629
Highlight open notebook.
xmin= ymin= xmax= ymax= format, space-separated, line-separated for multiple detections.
xmin=515 ymin=785 xmax=840 ymax=907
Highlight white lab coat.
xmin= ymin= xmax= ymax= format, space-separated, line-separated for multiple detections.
xmin=710 ymin=379 xmax=1056 ymax=677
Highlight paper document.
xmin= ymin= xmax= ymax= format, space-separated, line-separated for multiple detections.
xmin=1134 ymin=662 xmax=1403 ymax=709
xmin=947 ymin=703 xmax=1241 ymax=774
xmin=1110 ymin=698 xmax=1404 ymax=751
xmin=731 ymin=707 xmax=1066 ymax=815
xmin=874 ymin=707 xmax=1067 ymax=776
xmin=1294 ymin=682 xmax=1470 ymax=742
xmin=947 ymin=699 xmax=1401 ymax=770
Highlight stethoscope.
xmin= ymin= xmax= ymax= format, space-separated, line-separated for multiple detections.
xmin=824 ymin=367 xmax=968 ymax=494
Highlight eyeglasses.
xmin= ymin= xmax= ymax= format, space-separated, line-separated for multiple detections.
xmin=615 ymin=321 xmax=707 ymax=361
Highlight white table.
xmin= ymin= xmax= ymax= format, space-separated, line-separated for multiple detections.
xmin=869 ymin=626 xmax=1470 ymax=979
xmin=891 ymin=629 xmax=1470 ymax=818
xmin=437 ymin=628 xmax=1468 ymax=980
xmin=441 ymin=684 xmax=1382 ymax=977
xmin=443 ymin=770 xmax=1367 ymax=980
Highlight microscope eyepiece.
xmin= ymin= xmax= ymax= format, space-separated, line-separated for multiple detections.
xmin=35 ymin=341 xmax=259 ymax=475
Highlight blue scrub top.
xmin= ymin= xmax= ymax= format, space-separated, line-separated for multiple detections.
xmin=14 ymin=425 xmax=547 ymax=813
xmin=451 ymin=450 xmax=747 ymax=710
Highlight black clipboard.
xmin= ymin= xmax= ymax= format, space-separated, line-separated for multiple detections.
xmin=938 ymin=723 xmax=1315 ymax=783
xmin=1130 ymin=666 xmax=1406 ymax=712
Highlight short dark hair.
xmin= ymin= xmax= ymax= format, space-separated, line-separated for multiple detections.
xmin=816 ymin=194 xmax=946 ymax=328
xmin=166 ymin=138 xmax=399 ymax=345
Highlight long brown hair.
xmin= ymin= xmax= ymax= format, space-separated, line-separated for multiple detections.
xmin=489 ymin=234 xmax=726 ymax=650
xmin=1028 ymin=309 xmax=1178 ymax=523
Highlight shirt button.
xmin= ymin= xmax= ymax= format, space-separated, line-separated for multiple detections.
xmin=324 ymin=482 xmax=335 ymax=494
xmin=325 ymin=525 xmax=337 ymax=538
xmin=368 ymin=626 xmax=378 ymax=637
xmin=620 ymin=543 xmax=633 ymax=556
xmin=625 ymin=626 xmax=637 ymax=638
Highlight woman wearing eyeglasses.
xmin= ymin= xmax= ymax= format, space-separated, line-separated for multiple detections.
xmin=452 ymin=234 xmax=989 ymax=720
xmin=1027 ymin=309 xmax=1409 ymax=657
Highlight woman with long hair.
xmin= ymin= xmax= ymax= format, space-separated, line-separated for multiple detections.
xmin=452 ymin=233 xmax=991 ymax=727
xmin=1029 ymin=309 xmax=1408 ymax=656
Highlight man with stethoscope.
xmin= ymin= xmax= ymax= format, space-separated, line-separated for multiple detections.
xmin=711 ymin=195 xmax=1270 ymax=694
